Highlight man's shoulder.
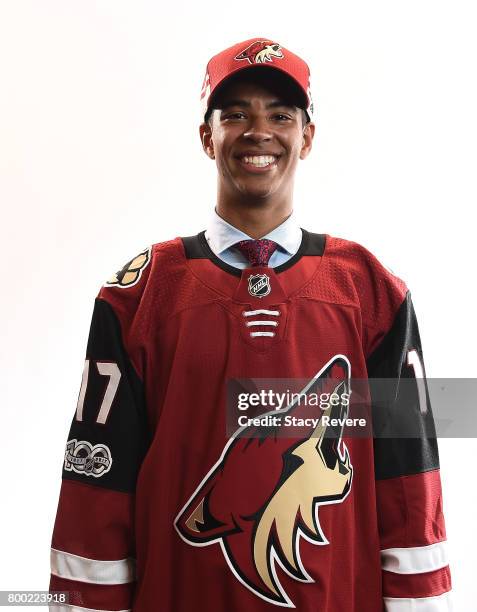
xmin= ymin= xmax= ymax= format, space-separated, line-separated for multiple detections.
xmin=320 ymin=233 xmax=410 ymax=348
xmin=96 ymin=236 xmax=187 ymax=303
xmin=323 ymin=232 xmax=407 ymax=290
xmin=89 ymin=236 xmax=193 ymax=344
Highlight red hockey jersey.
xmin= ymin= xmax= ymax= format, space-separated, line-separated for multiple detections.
xmin=49 ymin=230 xmax=452 ymax=611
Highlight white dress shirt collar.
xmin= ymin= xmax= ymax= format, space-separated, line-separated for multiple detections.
xmin=205 ymin=208 xmax=302 ymax=257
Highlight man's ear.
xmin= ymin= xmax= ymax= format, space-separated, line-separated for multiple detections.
xmin=300 ymin=121 xmax=315 ymax=160
xmin=199 ymin=121 xmax=215 ymax=160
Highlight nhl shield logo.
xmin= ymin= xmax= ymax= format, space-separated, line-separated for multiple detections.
xmin=248 ymin=274 xmax=271 ymax=298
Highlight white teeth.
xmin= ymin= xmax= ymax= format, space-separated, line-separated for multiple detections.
xmin=241 ymin=155 xmax=277 ymax=167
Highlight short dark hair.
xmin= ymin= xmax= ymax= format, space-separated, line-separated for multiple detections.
xmin=205 ymin=65 xmax=309 ymax=127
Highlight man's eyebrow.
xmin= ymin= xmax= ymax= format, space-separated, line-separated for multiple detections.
xmin=220 ymin=99 xmax=297 ymax=111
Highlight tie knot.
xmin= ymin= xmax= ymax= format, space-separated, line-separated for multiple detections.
xmin=235 ymin=239 xmax=278 ymax=267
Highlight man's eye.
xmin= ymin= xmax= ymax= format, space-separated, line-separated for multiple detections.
xmin=224 ymin=112 xmax=246 ymax=120
xmin=222 ymin=112 xmax=291 ymax=121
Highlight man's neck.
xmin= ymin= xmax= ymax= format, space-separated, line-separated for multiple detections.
xmin=215 ymin=193 xmax=294 ymax=239
xmin=215 ymin=177 xmax=293 ymax=239
xmin=215 ymin=205 xmax=293 ymax=239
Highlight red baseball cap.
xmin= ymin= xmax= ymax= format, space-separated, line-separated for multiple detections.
xmin=200 ymin=37 xmax=314 ymax=123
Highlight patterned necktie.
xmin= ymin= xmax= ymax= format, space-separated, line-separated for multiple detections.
xmin=235 ymin=239 xmax=278 ymax=267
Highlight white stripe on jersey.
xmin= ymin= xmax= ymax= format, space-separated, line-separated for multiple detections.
xmin=50 ymin=547 xmax=135 ymax=584
xmin=381 ymin=541 xmax=449 ymax=574
xmin=384 ymin=591 xmax=453 ymax=611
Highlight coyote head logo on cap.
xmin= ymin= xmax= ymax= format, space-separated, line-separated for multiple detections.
xmin=174 ymin=355 xmax=353 ymax=607
xmin=235 ymin=40 xmax=284 ymax=65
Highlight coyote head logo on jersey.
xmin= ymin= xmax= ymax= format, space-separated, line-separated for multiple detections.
xmin=234 ymin=40 xmax=284 ymax=65
xmin=175 ymin=355 xmax=353 ymax=608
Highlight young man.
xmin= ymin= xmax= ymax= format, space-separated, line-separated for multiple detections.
xmin=49 ymin=38 xmax=452 ymax=611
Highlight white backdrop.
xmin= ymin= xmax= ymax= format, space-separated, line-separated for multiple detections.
xmin=1 ymin=0 xmax=475 ymax=609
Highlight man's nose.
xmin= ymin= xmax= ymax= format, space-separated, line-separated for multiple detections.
xmin=242 ymin=116 xmax=272 ymax=142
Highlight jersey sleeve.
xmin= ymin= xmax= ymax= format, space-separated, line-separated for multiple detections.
xmin=48 ymin=249 xmax=152 ymax=612
xmin=366 ymin=290 xmax=453 ymax=611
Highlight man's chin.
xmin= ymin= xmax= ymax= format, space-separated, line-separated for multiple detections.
xmin=236 ymin=181 xmax=277 ymax=201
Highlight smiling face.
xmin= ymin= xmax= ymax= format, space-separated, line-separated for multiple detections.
xmin=200 ymin=71 xmax=315 ymax=207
